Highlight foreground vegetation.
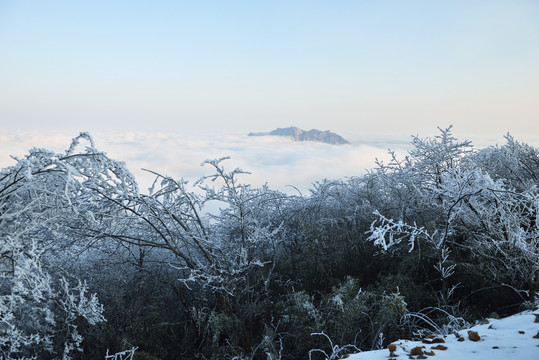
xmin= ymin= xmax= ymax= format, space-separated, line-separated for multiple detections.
xmin=1 ymin=127 xmax=537 ymax=359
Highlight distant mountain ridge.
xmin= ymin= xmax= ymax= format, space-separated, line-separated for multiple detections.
xmin=248 ymin=126 xmax=350 ymax=145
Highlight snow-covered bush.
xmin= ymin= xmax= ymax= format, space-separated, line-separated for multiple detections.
xmin=0 ymin=133 xmax=113 ymax=359
xmin=368 ymin=127 xmax=538 ymax=313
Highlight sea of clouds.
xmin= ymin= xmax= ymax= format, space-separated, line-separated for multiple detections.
xmin=2 ymin=129 xmax=533 ymax=195
xmin=0 ymin=130 xmax=417 ymax=194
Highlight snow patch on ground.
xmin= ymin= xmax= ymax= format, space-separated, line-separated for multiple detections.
xmin=347 ymin=309 xmax=539 ymax=360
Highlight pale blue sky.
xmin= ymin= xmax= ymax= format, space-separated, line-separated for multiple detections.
xmin=1 ymin=0 xmax=538 ymax=140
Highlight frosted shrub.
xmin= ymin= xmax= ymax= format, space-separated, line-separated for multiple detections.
xmin=0 ymin=133 xmax=112 ymax=359
xmin=0 ymin=240 xmax=104 ymax=359
xmin=324 ymin=277 xmax=408 ymax=350
xmin=400 ymin=307 xmax=469 ymax=339
xmin=308 ymin=332 xmax=359 ymax=360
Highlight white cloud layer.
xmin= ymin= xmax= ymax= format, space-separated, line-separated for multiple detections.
xmin=0 ymin=130 xmax=414 ymax=194
xmin=1 ymin=129 xmax=536 ymax=194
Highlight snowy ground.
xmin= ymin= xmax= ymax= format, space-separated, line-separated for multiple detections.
xmin=347 ymin=308 xmax=539 ymax=360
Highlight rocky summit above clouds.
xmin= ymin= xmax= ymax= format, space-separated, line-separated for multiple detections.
xmin=248 ymin=126 xmax=350 ymax=145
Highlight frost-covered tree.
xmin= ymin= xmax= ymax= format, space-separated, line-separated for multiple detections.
xmin=471 ymin=134 xmax=539 ymax=190
xmin=75 ymin=155 xmax=289 ymax=357
xmin=368 ymin=128 xmax=538 ymax=311
xmin=0 ymin=133 xmax=128 ymax=359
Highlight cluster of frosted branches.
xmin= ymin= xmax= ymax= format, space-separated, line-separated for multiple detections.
xmin=367 ymin=210 xmax=435 ymax=253
xmin=1 ymin=133 xmax=109 ymax=359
